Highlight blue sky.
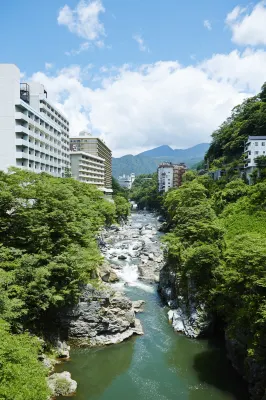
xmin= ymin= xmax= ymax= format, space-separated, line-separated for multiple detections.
xmin=1 ymin=0 xmax=266 ymax=156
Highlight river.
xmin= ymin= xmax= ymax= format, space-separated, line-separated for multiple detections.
xmin=58 ymin=212 xmax=248 ymax=400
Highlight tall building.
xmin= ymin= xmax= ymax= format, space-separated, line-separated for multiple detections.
xmin=0 ymin=64 xmax=70 ymax=177
xmin=158 ymin=162 xmax=187 ymax=192
xmin=70 ymin=132 xmax=112 ymax=191
xmin=70 ymin=152 xmax=105 ymax=188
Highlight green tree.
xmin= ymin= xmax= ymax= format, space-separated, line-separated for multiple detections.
xmin=114 ymin=196 xmax=131 ymax=221
xmin=0 ymin=320 xmax=49 ymax=400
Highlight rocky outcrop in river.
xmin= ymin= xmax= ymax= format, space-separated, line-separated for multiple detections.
xmin=59 ymin=283 xmax=143 ymax=346
xmin=56 ymin=212 xmax=162 ymax=347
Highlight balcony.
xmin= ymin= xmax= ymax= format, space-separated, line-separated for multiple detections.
xmin=15 ymin=125 xmax=29 ymax=135
xmin=16 ymin=152 xmax=28 ymax=159
xmin=15 ymin=112 xmax=29 ymax=122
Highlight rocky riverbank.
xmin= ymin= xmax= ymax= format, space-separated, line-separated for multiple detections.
xmin=52 ymin=212 xmax=163 ymax=349
xmin=158 ymin=244 xmax=265 ymax=399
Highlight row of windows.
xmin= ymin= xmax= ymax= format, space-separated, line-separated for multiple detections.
xmin=254 ymin=142 xmax=266 ymax=146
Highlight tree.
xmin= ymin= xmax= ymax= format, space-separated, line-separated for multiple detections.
xmin=0 ymin=321 xmax=49 ymax=400
xmin=63 ymin=168 xmax=72 ymax=178
xmin=114 ymin=196 xmax=131 ymax=221
xmin=255 ymin=155 xmax=266 ymax=181
xmin=0 ymin=169 xmax=117 ymax=327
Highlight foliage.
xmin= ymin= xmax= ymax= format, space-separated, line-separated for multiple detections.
xmin=205 ymin=83 xmax=266 ymax=176
xmin=112 ymin=176 xmax=129 ymax=199
xmin=163 ymin=172 xmax=266 ymax=379
xmin=114 ymin=196 xmax=131 ymax=221
xmin=0 ymin=169 xmax=117 ymax=327
xmin=130 ymin=173 xmax=163 ymax=211
xmin=0 ymin=320 xmax=49 ymax=400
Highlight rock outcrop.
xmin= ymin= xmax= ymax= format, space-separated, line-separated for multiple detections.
xmin=47 ymin=371 xmax=77 ymax=397
xmin=59 ymin=284 xmax=143 ymax=346
xmin=159 ymin=262 xmax=212 ymax=338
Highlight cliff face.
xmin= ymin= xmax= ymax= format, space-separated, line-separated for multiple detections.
xmin=226 ymin=333 xmax=266 ymax=400
xmin=158 ymin=260 xmax=266 ymax=400
xmin=58 ymin=284 xmax=143 ymax=346
xmin=158 ymin=261 xmax=212 ymax=338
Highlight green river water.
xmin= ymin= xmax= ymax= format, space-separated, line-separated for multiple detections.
xmin=58 ymin=284 xmax=248 ymax=400
xmin=58 ymin=213 xmax=248 ymax=400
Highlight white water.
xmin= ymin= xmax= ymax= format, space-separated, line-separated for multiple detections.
xmin=114 ymin=263 xmax=156 ymax=293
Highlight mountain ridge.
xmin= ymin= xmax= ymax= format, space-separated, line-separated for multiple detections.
xmin=112 ymin=143 xmax=209 ymax=178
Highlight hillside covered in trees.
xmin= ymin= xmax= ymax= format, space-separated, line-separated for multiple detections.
xmin=0 ymin=169 xmax=130 ymax=399
xmin=205 ymin=83 xmax=266 ymax=178
xmin=157 ymin=83 xmax=266 ymax=400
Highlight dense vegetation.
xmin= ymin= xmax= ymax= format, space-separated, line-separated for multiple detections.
xmin=130 ymin=173 xmax=163 ymax=211
xmin=205 ymin=83 xmax=266 ymax=179
xmin=0 ymin=169 xmax=129 ymax=399
xmin=162 ymin=83 xmax=266 ymax=399
xmin=0 ymin=320 xmax=49 ymax=400
xmin=163 ymin=175 xmax=266 ymax=398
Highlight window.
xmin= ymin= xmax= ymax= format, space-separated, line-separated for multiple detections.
xmin=262 ymin=142 xmax=265 ymax=146
xmin=255 ymin=142 xmax=258 ymax=146
xmin=255 ymin=151 xmax=259 ymax=155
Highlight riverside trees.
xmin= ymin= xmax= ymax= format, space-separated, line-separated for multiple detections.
xmin=163 ymin=170 xmax=266 ymax=399
xmin=0 ymin=168 xmax=128 ymax=399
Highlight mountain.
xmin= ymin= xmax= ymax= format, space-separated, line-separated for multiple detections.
xmin=139 ymin=145 xmax=176 ymax=158
xmin=112 ymin=143 xmax=210 ymax=178
xmin=112 ymin=155 xmax=158 ymax=178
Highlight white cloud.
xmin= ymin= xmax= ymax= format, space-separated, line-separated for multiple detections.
xmin=58 ymin=0 xmax=105 ymax=42
xmin=45 ymin=63 xmax=53 ymax=70
xmin=30 ymin=49 xmax=266 ymax=157
xmin=203 ymin=20 xmax=212 ymax=31
xmin=226 ymin=1 xmax=266 ymax=46
xmin=65 ymin=42 xmax=91 ymax=56
xmin=133 ymin=34 xmax=150 ymax=52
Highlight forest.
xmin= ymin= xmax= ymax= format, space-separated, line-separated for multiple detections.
xmin=0 ymin=169 xmax=130 ymax=400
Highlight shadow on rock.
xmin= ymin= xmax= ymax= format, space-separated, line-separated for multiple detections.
xmin=192 ymin=339 xmax=249 ymax=400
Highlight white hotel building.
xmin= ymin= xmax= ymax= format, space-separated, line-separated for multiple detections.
xmin=70 ymin=151 xmax=105 ymax=188
xmin=0 ymin=64 xmax=70 ymax=177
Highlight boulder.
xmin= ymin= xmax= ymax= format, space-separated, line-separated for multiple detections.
xmin=98 ymin=261 xmax=119 ymax=283
xmin=109 ymin=271 xmax=119 ymax=282
xmin=58 ymin=284 xmax=143 ymax=346
xmin=133 ymin=300 xmax=145 ymax=313
xmin=56 ymin=341 xmax=70 ymax=359
xmin=118 ymin=254 xmax=127 ymax=260
xmin=47 ymin=371 xmax=77 ymax=397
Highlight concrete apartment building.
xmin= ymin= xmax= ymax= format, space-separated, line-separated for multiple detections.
xmin=158 ymin=162 xmax=187 ymax=192
xmin=70 ymin=132 xmax=112 ymax=191
xmin=118 ymin=173 xmax=135 ymax=189
xmin=0 ymin=64 xmax=70 ymax=177
xmin=70 ymin=152 xmax=105 ymax=188
xmin=244 ymin=136 xmax=266 ymax=169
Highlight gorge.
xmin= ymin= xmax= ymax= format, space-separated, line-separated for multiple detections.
xmin=56 ymin=212 xmax=248 ymax=400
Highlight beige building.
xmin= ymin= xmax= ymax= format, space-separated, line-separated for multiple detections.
xmin=70 ymin=132 xmax=112 ymax=190
xmin=158 ymin=162 xmax=187 ymax=192
xmin=70 ymin=152 xmax=105 ymax=188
